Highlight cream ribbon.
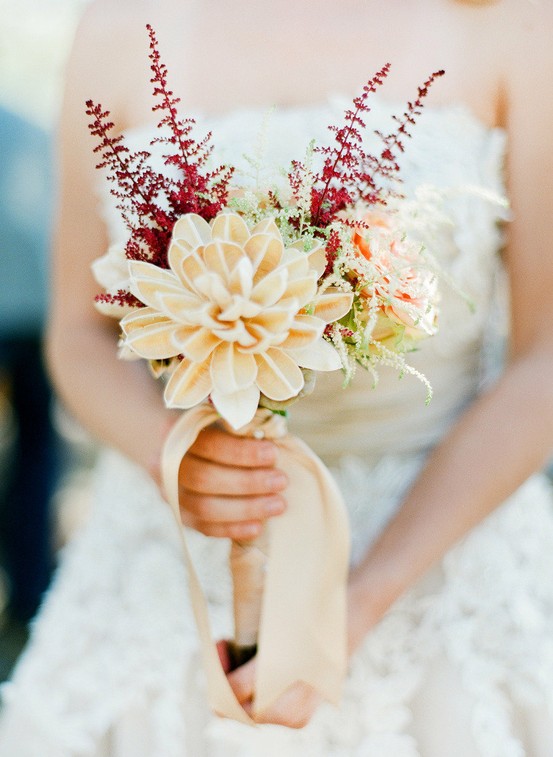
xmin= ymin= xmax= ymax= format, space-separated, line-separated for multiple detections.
xmin=161 ymin=404 xmax=350 ymax=725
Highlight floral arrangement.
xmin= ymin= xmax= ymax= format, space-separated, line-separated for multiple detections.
xmin=88 ymin=26 xmax=443 ymax=431
xmin=86 ymin=26 xmax=446 ymax=718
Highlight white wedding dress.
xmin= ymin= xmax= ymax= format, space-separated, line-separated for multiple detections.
xmin=2 ymin=100 xmax=553 ymax=757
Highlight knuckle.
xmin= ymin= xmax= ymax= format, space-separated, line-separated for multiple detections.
xmin=228 ymin=522 xmax=262 ymax=540
xmin=181 ymin=461 xmax=209 ymax=493
xmin=255 ymin=440 xmax=277 ymax=466
xmin=192 ymin=496 xmax=215 ymax=520
xmin=291 ymin=720 xmax=307 ymax=730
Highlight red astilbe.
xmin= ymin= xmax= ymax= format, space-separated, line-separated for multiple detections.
xmin=95 ymin=290 xmax=143 ymax=310
xmin=323 ymin=228 xmax=342 ymax=278
xmin=146 ymin=25 xmax=234 ymax=222
xmin=87 ymin=25 xmax=233 ymax=273
xmin=290 ymin=66 xmax=445 ymax=230
xmin=306 ymin=64 xmax=391 ymax=228
xmin=361 ymin=70 xmax=445 ymax=194
xmin=86 ymin=100 xmax=173 ymax=266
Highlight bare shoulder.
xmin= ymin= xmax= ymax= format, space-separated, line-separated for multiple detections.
xmin=447 ymin=0 xmax=553 ymax=48
xmin=492 ymin=0 xmax=553 ymax=103
xmin=64 ymin=0 xmax=173 ymax=129
xmin=474 ymin=0 xmax=553 ymax=62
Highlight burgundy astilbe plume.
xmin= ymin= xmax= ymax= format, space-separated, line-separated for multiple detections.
xmin=308 ymin=64 xmax=392 ymax=228
xmin=290 ymin=66 xmax=445 ymax=230
xmin=86 ymin=25 xmax=233 ymax=278
xmin=86 ymin=100 xmax=173 ymax=266
xmin=146 ymin=24 xmax=234 ymax=222
xmin=362 ymin=69 xmax=445 ymax=193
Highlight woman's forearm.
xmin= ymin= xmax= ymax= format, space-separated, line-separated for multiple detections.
xmin=348 ymin=346 xmax=553 ymax=646
xmin=47 ymin=319 xmax=177 ymax=476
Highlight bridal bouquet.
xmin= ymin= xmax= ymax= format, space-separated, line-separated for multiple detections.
xmin=88 ymin=26 xmax=442 ymax=722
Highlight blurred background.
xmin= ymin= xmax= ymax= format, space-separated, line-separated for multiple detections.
xmin=0 ymin=0 xmax=94 ymax=680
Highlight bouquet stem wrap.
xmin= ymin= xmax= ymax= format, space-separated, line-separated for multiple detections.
xmin=228 ymin=529 xmax=270 ymax=668
xmin=161 ymin=404 xmax=350 ymax=725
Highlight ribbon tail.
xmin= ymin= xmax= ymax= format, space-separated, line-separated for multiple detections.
xmin=161 ymin=406 xmax=256 ymax=725
xmin=253 ymin=436 xmax=350 ymax=717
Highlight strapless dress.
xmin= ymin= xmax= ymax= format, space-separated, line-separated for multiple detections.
xmin=1 ymin=98 xmax=552 ymax=757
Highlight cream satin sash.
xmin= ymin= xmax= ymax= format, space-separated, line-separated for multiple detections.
xmin=161 ymin=405 xmax=350 ymax=725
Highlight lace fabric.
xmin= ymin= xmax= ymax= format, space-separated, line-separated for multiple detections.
xmin=1 ymin=101 xmax=553 ymax=756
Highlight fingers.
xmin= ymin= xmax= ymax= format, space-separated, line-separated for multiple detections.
xmin=189 ymin=426 xmax=278 ymax=468
xmin=180 ymin=455 xmax=288 ymax=497
xmin=227 ymin=657 xmax=256 ymax=705
xmin=216 ymin=640 xmax=232 ymax=674
xmin=182 ymin=491 xmax=286 ymax=524
xmin=181 ymin=514 xmax=263 ymax=540
xmin=177 ymin=425 xmax=288 ymax=538
xmin=225 ymin=656 xmax=321 ymax=728
xmin=253 ymin=683 xmax=322 ymax=729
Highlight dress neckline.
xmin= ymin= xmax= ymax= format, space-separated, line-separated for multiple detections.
xmin=122 ymin=96 xmax=506 ymax=143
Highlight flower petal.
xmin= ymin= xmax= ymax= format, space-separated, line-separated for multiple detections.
xmin=164 ymin=358 xmax=213 ymax=408
xmin=309 ymin=290 xmax=354 ymax=323
xmin=280 ymin=273 xmax=318 ymax=309
xmin=250 ymin=268 xmax=288 ymax=308
xmin=180 ymin=250 xmax=209 ymax=293
xmin=211 ymin=385 xmax=260 ymax=430
xmin=211 ymin=212 xmax=251 ymax=246
xmin=218 ymin=295 xmax=261 ymax=322
xmin=174 ymin=327 xmax=221 ymax=362
xmin=228 ymin=256 xmax=254 ymax=299
xmin=158 ymin=294 xmax=220 ymax=330
xmin=255 ymin=348 xmax=304 ymax=401
xmin=121 ymin=308 xmax=182 ymax=359
xmin=285 ymin=338 xmax=342 ymax=371
xmin=278 ymin=314 xmax=324 ymax=350
xmin=94 ymin=299 xmax=137 ymax=318
xmin=253 ymin=304 xmax=296 ymax=336
xmin=203 ymin=241 xmax=245 ymax=283
xmin=244 ymin=234 xmax=283 ymax=280
xmin=193 ymin=271 xmax=226 ymax=301
xmin=251 ymin=218 xmax=280 ymax=237
xmin=213 ymin=319 xmax=258 ymax=347
xmin=210 ymin=343 xmax=257 ymax=394
xmin=288 ymin=240 xmax=326 ymax=278
xmin=129 ymin=261 xmax=184 ymax=310
xmin=307 ymin=245 xmax=327 ymax=278
xmin=280 ymin=247 xmax=310 ymax=278
xmin=240 ymin=323 xmax=281 ymax=353
xmin=92 ymin=244 xmax=129 ymax=290
xmin=172 ymin=213 xmax=212 ymax=250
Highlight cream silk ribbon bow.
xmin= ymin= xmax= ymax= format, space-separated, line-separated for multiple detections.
xmin=161 ymin=404 xmax=350 ymax=725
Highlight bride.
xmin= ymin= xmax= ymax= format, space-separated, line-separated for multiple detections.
xmin=1 ymin=0 xmax=553 ymax=754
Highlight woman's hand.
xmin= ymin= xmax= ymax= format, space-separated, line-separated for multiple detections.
xmin=219 ymin=578 xmax=382 ymax=729
xmin=177 ymin=425 xmax=288 ymax=540
xmin=226 ymin=655 xmax=322 ymax=729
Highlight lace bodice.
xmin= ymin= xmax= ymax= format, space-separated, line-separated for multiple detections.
xmin=99 ymin=98 xmax=508 ymax=464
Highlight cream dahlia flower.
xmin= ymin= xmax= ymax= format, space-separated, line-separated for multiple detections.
xmin=120 ymin=212 xmax=352 ymax=429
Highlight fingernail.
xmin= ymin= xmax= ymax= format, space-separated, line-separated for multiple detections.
xmin=258 ymin=442 xmax=276 ymax=465
xmin=265 ymin=497 xmax=284 ymax=516
xmin=268 ymin=472 xmax=287 ymax=490
xmin=242 ymin=523 xmax=261 ymax=538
